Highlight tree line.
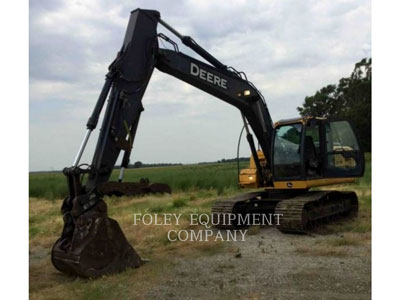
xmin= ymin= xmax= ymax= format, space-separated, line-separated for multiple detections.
xmin=128 ymin=157 xmax=250 ymax=168
xmin=297 ymin=58 xmax=371 ymax=151
xmin=127 ymin=162 xmax=183 ymax=169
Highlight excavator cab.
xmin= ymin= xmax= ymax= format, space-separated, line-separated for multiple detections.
xmin=240 ymin=117 xmax=364 ymax=189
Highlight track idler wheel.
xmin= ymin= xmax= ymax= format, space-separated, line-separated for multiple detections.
xmin=51 ymin=200 xmax=143 ymax=278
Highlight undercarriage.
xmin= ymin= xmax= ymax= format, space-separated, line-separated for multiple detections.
xmin=212 ymin=190 xmax=358 ymax=233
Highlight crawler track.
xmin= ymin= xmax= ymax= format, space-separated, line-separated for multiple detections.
xmin=211 ymin=192 xmax=263 ymax=229
xmin=211 ymin=190 xmax=358 ymax=233
xmin=275 ymin=191 xmax=358 ymax=233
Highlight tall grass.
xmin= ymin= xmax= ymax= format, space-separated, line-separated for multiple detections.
xmin=29 ymin=153 xmax=371 ymax=200
xmin=29 ymin=162 xmax=248 ymax=200
xmin=109 ymin=162 xmax=248 ymax=193
xmin=29 ymin=173 xmax=69 ymax=200
xmin=356 ymin=152 xmax=371 ymax=187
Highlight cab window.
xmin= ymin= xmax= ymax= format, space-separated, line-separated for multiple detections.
xmin=273 ymin=123 xmax=302 ymax=178
xmin=304 ymin=122 xmax=321 ymax=177
xmin=325 ymin=121 xmax=359 ymax=170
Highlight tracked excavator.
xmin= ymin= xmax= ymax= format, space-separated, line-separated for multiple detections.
xmin=52 ymin=9 xmax=365 ymax=277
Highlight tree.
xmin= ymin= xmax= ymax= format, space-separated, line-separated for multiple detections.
xmin=297 ymin=58 xmax=371 ymax=151
xmin=133 ymin=161 xmax=143 ymax=168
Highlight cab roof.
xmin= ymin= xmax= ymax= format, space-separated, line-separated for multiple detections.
xmin=274 ymin=116 xmax=326 ymax=127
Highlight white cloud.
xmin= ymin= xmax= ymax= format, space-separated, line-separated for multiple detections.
xmin=30 ymin=0 xmax=371 ymax=171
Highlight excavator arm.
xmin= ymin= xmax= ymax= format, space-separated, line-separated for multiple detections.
xmin=155 ymin=48 xmax=274 ymax=182
xmin=52 ymin=8 xmax=274 ymax=277
xmin=84 ymin=9 xmax=274 ymax=192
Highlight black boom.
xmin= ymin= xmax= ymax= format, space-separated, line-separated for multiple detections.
xmin=52 ymin=8 xmax=276 ymax=277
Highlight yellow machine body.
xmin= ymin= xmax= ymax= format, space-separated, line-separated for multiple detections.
xmin=239 ymin=151 xmax=356 ymax=189
xmin=239 ymin=150 xmax=265 ymax=188
xmin=239 ymin=117 xmax=358 ymax=190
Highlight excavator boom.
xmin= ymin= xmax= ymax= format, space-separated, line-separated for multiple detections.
xmin=52 ymin=8 xmax=276 ymax=278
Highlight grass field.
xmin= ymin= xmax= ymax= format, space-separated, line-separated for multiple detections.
xmin=29 ymin=162 xmax=249 ymax=200
xmin=29 ymin=155 xmax=371 ymax=299
xmin=29 ymin=153 xmax=370 ymax=200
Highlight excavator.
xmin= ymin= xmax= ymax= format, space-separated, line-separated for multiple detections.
xmin=51 ymin=9 xmax=365 ymax=277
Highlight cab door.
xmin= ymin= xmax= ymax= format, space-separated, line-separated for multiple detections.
xmin=321 ymin=119 xmax=365 ymax=177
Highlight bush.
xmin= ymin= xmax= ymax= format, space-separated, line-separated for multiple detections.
xmin=172 ymin=197 xmax=188 ymax=208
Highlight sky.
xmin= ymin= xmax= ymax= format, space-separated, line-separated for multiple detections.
xmin=29 ymin=0 xmax=371 ymax=171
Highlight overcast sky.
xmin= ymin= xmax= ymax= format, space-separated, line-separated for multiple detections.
xmin=29 ymin=0 xmax=371 ymax=171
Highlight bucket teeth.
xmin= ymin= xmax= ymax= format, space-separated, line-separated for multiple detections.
xmin=51 ymin=200 xmax=143 ymax=278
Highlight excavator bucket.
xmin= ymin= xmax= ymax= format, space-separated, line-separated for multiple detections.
xmin=52 ymin=200 xmax=143 ymax=278
xmin=51 ymin=176 xmax=170 ymax=277
xmin=51 ymin=7 xmax=168 ymax=276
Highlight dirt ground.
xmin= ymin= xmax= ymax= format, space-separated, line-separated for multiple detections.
xmin=142 ymin=227 xmax=371 ymax=300
xmin=30 ymin=226 xmax=371 ymax=300
xmin=29 ymin=186 xmax=371 ymax=300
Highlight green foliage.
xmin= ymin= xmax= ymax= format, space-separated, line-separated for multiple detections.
xmin=29 ymin=162 xmax=248 ymax=200
xmin=356 ymin=152 xmax=371 ymax=187
xmin=112 ymin=162 xmax=248 ymax=194
xmin=297 ymin=58 xmax=371 ymax=151
xmin=29 ymin=226 xmax=40 ymax=239
xmin=149 ymin=204 xmax=166 ymax=213
xmin=29 ymin=173 xmax=68 ymax=200
xmin=29 ymin=155 xmax=371 ymax=201
xmin=172 ymin=197 xmax=188 ymax=208
xmin=281 ymin=126 xmax=301 ymax=144
xmin=133 ymin=161 xmax=143 ymax=168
